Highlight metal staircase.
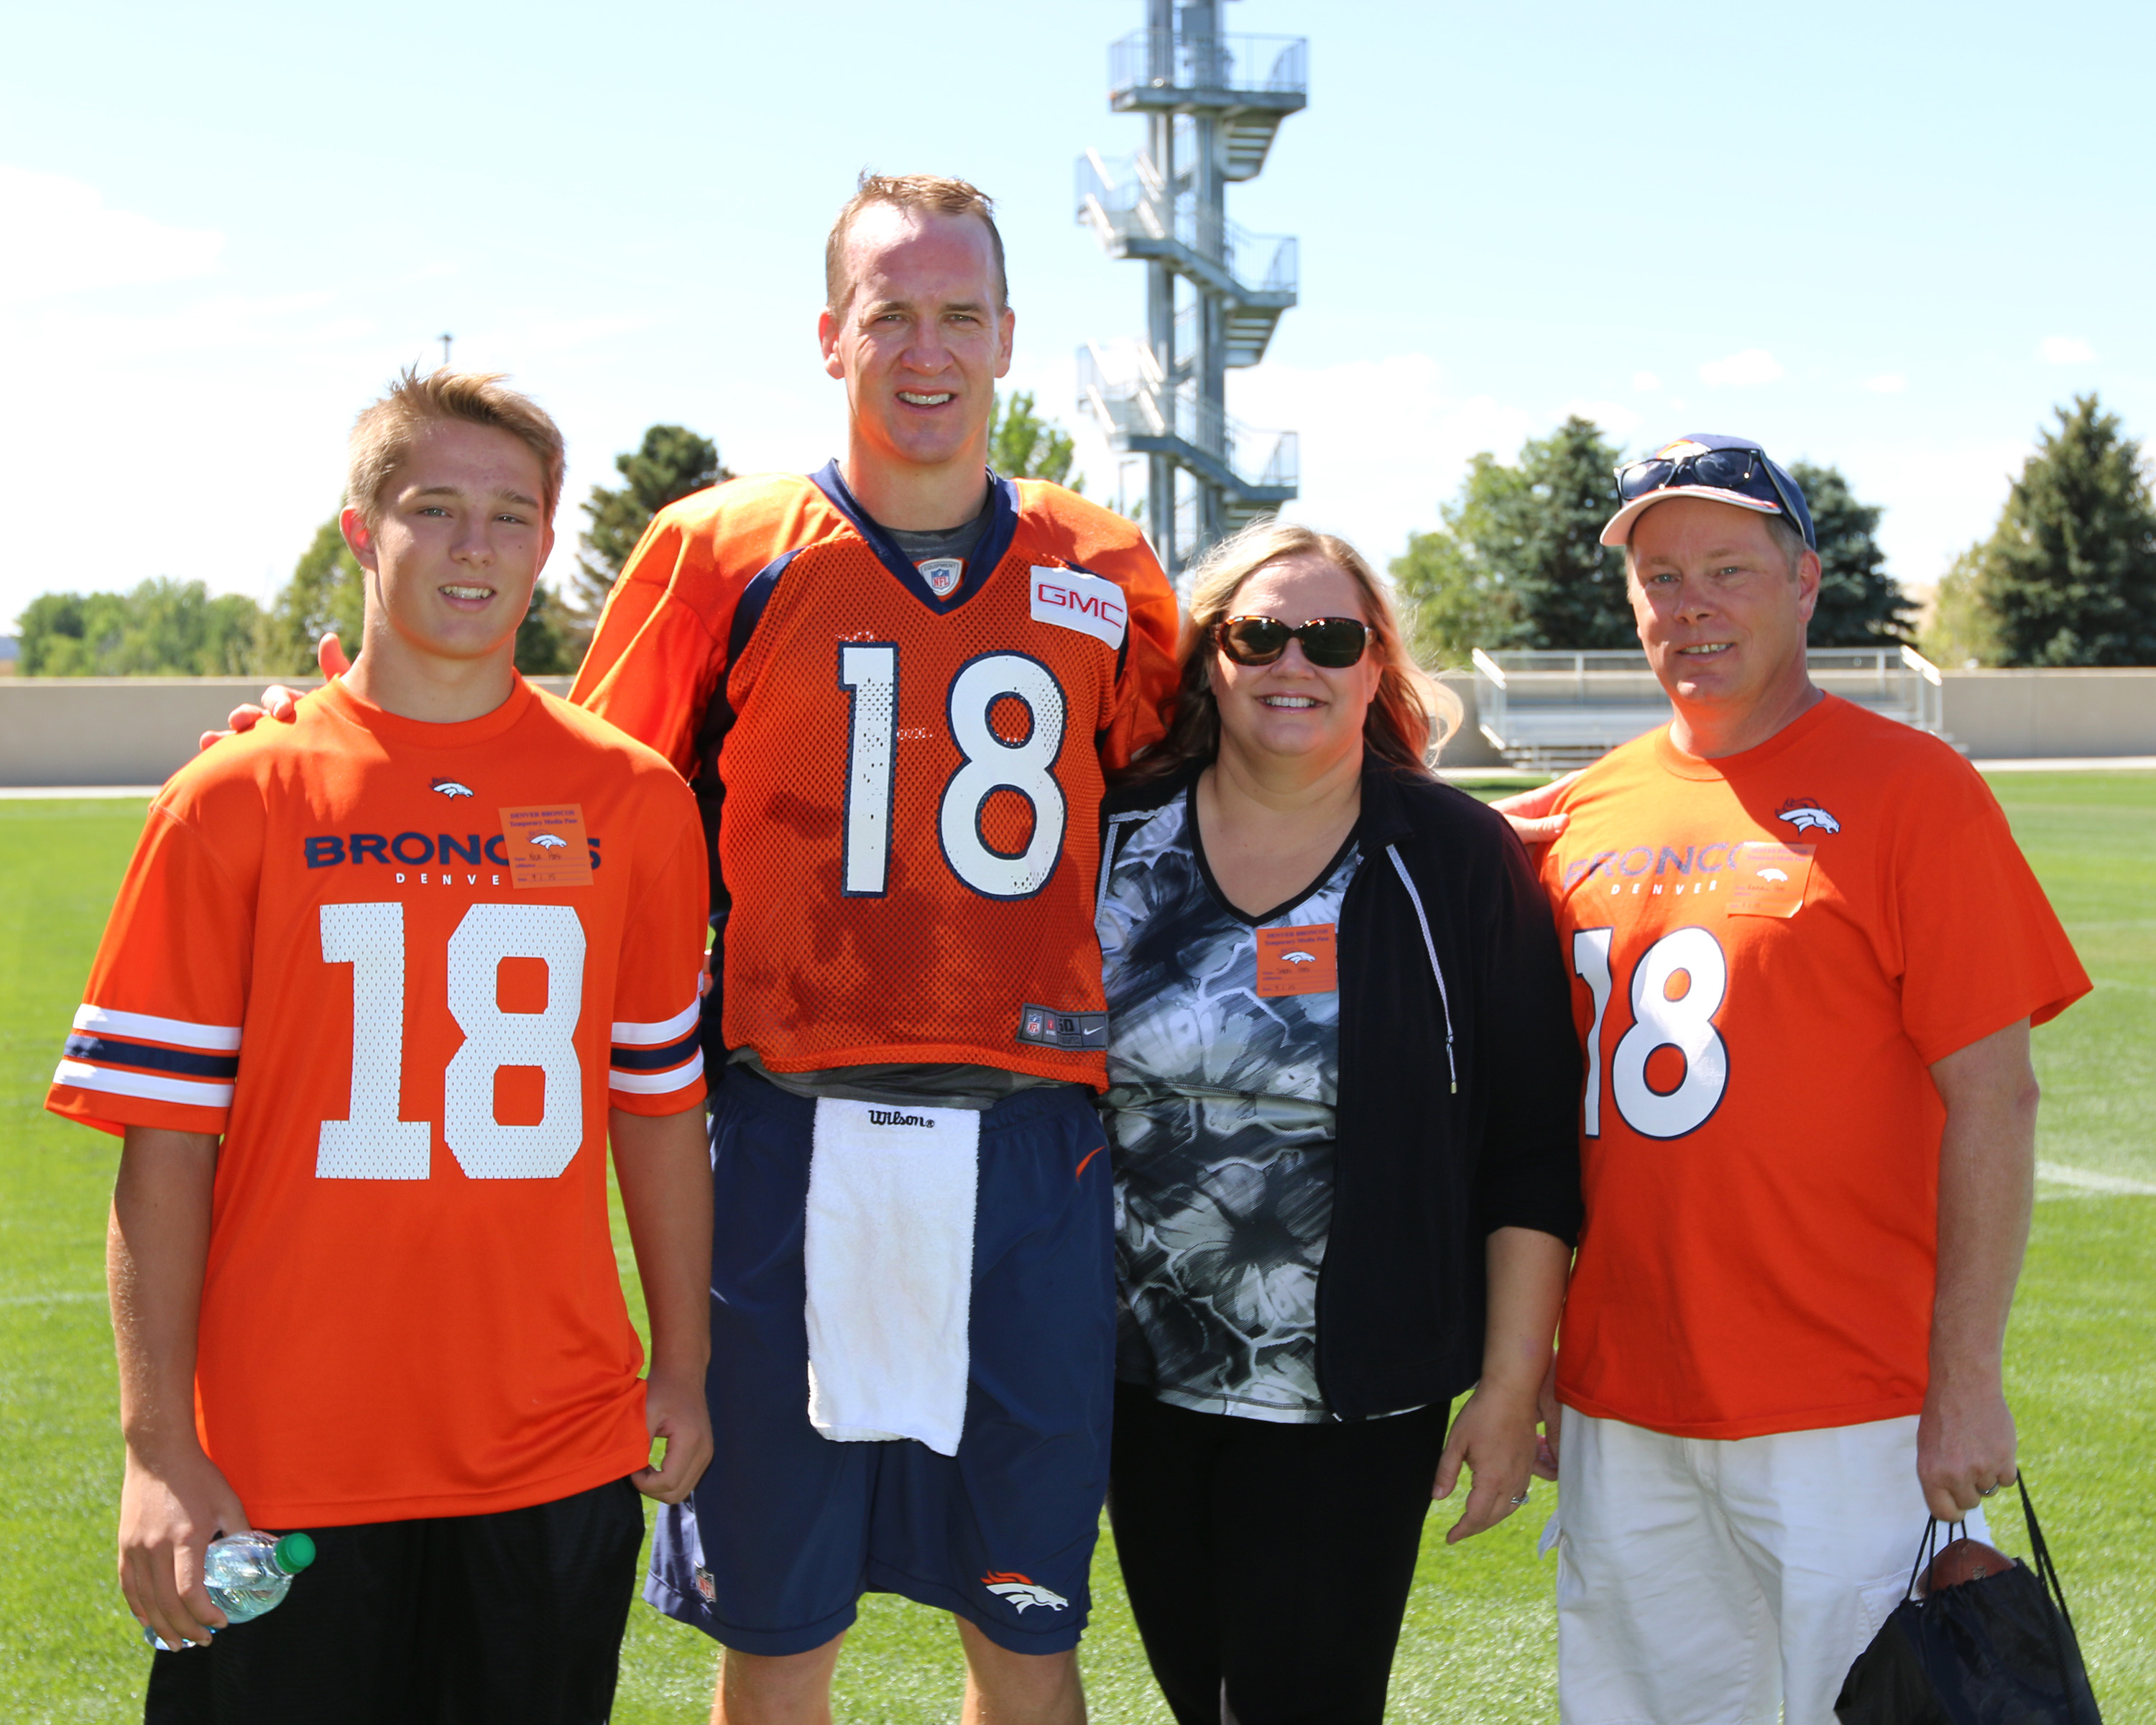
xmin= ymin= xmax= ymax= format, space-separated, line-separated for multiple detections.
xmin=1106 ymin=27 xmax=1308 ymax=180
xmin=1076 ymin=2 xmax=1307 ymax=575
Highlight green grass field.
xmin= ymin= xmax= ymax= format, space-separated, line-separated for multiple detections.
xmin=4 ymin=776 xmax=2151 ymax=1721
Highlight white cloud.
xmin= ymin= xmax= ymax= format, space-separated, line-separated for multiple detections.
xmin=0 ymin=165 xmax=223 ymax=304
xmin=2037 ymin=335 xmax=2094 ymax=364
xmin=1864 ymin=372 xmax=1908 ymax=394
xmin=1697 ymin=348 xmax=1785 ymax=387
xmin=1631 ymin=370 xmax=1662 ymax=393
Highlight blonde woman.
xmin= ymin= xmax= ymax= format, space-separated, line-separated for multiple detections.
xmin=1096 ymin=522 xmax=1581 ymax=1724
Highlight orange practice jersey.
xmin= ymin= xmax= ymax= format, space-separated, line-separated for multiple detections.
xmin=47 ymin=677 xmax=709 ymax=1527
xmin=571 ymin=464 xmax=1179 ymax=1085
xmin=1539 ymin=697 xmax=2088 ymax=1440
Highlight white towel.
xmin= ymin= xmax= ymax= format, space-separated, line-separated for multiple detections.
xmin=803 ymin=1097 xmax=980 ymax=1457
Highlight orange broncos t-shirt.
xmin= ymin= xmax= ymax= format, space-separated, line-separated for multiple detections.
xmin=47 ymin=676 xmax=709 ymax=1526
xmin=1539 ymin=696 xmax=2088 ymax=1440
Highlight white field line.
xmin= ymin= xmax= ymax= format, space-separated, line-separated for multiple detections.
xmin=0 ymin=1290 xmax=109 ymax=1307
xmin=2036 ymin=1161 xmax=2156 ymax=1196
xmin=0 ymin=786 xmax=162 ymax=799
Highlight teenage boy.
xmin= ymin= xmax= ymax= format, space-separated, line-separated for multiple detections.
xmin=50 ymin=369 xmax=715 ymax=1723
xmin=214 ymin=176 xmax=1178 ymax=1725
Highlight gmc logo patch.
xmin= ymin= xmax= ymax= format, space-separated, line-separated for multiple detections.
xmin=1030 ymin=567 xmax=1127 ymax=650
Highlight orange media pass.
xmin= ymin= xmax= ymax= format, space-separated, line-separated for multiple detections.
xmin=499 ymin=804 xmax=594 ymax=889
xmin=1726 ymin=842 xmax=1814 ymax=918
xmin=1256 ymin=924 xmax=1339 ymax=998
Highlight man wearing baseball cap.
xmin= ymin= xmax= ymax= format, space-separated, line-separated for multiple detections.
xmin=1527 ymin=435 xmax=2089 ymax=1722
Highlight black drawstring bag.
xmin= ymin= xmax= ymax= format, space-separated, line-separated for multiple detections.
xmin=1835 ymin=1474 xmax=2102 ymax=1724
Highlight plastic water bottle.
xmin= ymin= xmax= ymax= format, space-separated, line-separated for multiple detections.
xmin=142 ymin=1530 xmax=316 ymax=1651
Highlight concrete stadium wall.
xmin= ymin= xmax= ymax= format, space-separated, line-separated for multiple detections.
xmin=1939 ymin=668 xmax=2156 ymax=760
xmin=0 ymin=676 xmax=575 ymax=788
xmin=0 ymin=668 xmax=2149 ymax=786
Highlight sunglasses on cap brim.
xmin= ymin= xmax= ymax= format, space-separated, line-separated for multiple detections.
xmin=1215 ymin=615 xmax=1372 ymax=668
xmin=1614 ymin=446 xmax=1803 ymax=528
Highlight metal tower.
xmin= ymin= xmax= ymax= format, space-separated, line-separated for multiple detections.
xmin=1075 ymin=1 xmax=1307 ymax=575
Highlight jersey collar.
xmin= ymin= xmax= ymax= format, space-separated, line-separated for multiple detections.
xmin=810 ymin=459 xmax=1018 ymax=615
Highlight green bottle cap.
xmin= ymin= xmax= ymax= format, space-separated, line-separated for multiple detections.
xmin=273 ymin=1532 xmax=318 ymax=1572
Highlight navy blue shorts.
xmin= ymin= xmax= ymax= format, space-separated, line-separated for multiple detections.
xmin=645 ymin=1067 xmax=1115 ymax=1657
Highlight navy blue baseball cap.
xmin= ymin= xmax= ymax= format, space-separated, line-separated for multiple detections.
xmin=1601 ymin=433 xmax=1817 ymax=552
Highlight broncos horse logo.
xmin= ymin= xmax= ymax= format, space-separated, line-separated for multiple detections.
xmin=1777 ymin=799 xmax=1841 ymax=834
xmin=982 ymin=1571 xmax=1070 ymax=1613
xmin=530 ymin=833 xmax=571 ymax=849
xmin=430 ymin=778 xmax=476 ymax=799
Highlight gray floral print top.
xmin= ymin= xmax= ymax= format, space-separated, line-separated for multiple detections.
xmin=1097 ymin=786 xmax=1358 ymax=1423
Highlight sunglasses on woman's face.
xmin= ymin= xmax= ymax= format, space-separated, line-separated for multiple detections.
xmin=1215 ymin=615 xmax=1372 ymax=668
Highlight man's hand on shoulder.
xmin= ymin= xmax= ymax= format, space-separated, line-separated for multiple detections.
xmin=198 ymin=633 xmax=349 ymax=751
xmin=118 ymin=1440 xmax=249 ymax=1650
xmin=632 ymin=1364 xmax=714 ymax=1504
xmin=1490 ymin=770 xmax=1578 ymax=846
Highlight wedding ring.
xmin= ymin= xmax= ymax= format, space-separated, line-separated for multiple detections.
xmin=1510 ymin=1493 xmax=1531 ymax=1506
xmin=1978 ymin=1484 xmax=1998 ymax=1497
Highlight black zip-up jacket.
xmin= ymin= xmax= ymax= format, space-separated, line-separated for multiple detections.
xmin=1100 ymin=753 xmax=1584 ymax=1420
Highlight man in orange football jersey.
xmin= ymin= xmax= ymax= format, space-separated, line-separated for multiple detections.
xmin=1532 ymin=436 xmax=2089 ymax=1724
xmin=576 ymin=172 xmax=1176 ymax=1725
xmin=53 ymin=372 xmax=714 ymax=1721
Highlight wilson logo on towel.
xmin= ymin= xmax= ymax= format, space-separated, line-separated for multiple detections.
xmin=982 ymin=1571 xmax=1069 ymax=1613
xmin=866 ymin=1108 xmax=935 ymax=1128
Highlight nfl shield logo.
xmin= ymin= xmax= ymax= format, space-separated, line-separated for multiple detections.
xmin=918 ymin=556 xmax=964 ymax=598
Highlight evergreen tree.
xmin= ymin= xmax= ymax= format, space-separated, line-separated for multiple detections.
xmin=989 ymin=391 xmax=1083 ymax=489
xmin=513 ymin=585 xmax=579 ymax=675
xmin=1973 ymin=395 xmax=2156 ymax=666
xmin=18 ymin=579 xmax=262 ymax=675
xmin=571 ymin=426 xmax=728 ymax=636
xmin=1785 ymin=461 xmax=1915 ymax=645
xmin=257 ymin=518 xmax=367 ymax=675
xmin=1392 ymin=417 xmax=1632 ymax=665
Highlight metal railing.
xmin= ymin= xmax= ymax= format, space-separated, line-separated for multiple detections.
xmin=1075 ymin=152 xmax=1298 ymax=298
xmin=1107 ymin=30 xmax=1308 ymax=100
xmin=1076 ymin=344 xmax=1299 ymax=495
xmin=1469 ymin=645 xmax=1948 ymax=765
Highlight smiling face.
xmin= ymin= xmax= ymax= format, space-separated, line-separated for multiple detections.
xmin=1210 ymin=553 xmax=1383 ymax=771
xmin=1627 ymin=494 xmax=1820 ymax=731
xmin=819 ymin=201 xmax=1014 ymax=483
xmin=342 ymin=418 xmax=554 ymax=668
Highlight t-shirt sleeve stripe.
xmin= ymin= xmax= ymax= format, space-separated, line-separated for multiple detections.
xmin=608 ymin=1048 xmax=705 ymax=1095
xmin=63 ymin=1034 xmax=240 ymax=1080
xmin=73 ymin=1003 xmax=242 ymax=1052
xmin=53 ymin=1059 xmax=236 ymax=1109
xmin=609 ymin=1000 xmax=701 ymax=1044
xmin=607 ymin=1027 xmax=704 ymax=1072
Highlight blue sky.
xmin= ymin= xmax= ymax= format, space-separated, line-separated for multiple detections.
xmin=1 ymin=0 xmax=2148 ymax=631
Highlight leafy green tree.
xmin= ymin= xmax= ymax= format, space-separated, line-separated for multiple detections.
xmin=257 ymin=518 xmax=367 ymax=675
xmin=1972 ymin=395 xmax=2156 ymax=666
xmin=1393 ymin=417 xmax=1632 ymax=664
xmin=1921 ymin=543 xmax=2003 ymax=668
xmin=1785 ymin=461 xmax=1915 ymax=646
xmin=990 ymin=391 xmax=1083 ymax=490
xmin=572 ymin=426 xmax=729 ymax=636
xmin=18 ymin=580 xmax=261 ymax=675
